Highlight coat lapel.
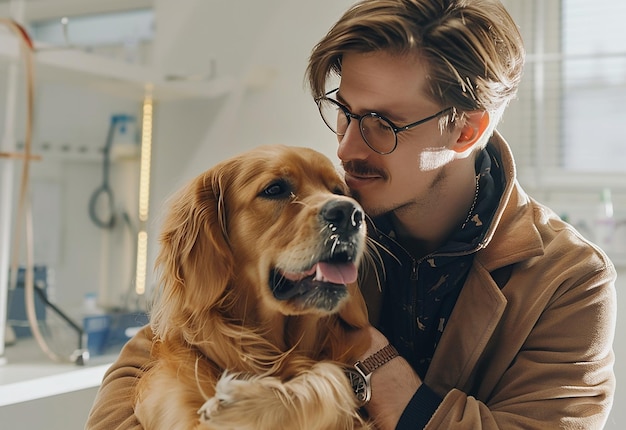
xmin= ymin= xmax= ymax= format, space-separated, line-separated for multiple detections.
xmin=424 ymin=266 xmax=506 ymax=396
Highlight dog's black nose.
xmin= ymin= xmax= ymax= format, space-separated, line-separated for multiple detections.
xmin=321 ymin=200 xmax=363 ymax=232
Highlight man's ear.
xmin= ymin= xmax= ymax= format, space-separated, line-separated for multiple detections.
xmin=453 ymin=111 xmax=490 ymax=153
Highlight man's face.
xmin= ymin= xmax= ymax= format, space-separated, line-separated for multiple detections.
xmin=336 ymin=51 xmax=460 ymax=217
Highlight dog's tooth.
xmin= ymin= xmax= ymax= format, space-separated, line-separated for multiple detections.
xmin=314 ymin=264 xmax=325 ymax=282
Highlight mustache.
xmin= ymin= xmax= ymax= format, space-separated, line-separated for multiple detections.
xmin=342 ymin=160 xmax=387 ymax=180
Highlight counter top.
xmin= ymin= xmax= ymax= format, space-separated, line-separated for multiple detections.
xmin=0 ymin=337 xmax=116 ymax=406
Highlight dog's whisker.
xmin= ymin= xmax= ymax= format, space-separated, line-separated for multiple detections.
xmin=271 ymin=273 xmax=288 ymax=293
xmin=366 ymin=235 xmax=399 ymax=264
xmin=329 ymin=235 xmax=340 ymax=257
xmin=290 ymin=199 xmax=310 ymax=208
xmin=361 ymin=240 xmax=385 ymax=293
xmin=320 ymin=224 xmax=334 ymax=245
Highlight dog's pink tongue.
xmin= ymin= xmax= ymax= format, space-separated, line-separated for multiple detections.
xmin=314 ymin=262 xmax=358 ymax=284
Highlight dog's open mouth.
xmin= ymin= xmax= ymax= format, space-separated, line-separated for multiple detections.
xmin=270 ymin=261 xmax=358 ymax=311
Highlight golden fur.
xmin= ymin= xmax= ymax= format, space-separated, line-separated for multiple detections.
xmin=134 ymin=145 xmax=373 ymax=429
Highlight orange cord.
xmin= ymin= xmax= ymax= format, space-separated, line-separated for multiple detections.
xmin=1 ymin=18 xmax=72 ymax=363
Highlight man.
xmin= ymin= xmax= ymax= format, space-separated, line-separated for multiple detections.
xmin=86 ymin=0 xmax=616 ymax=429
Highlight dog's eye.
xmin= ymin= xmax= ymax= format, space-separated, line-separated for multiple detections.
xmin=260 ymin=180 xmax=291 ymax=199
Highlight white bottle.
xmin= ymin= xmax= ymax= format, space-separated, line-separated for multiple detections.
xmin=593 ymin=188 xmax=615 ymax=255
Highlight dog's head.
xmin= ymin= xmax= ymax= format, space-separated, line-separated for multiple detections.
xmin=151 ymin=145 xmax=368 ymax=346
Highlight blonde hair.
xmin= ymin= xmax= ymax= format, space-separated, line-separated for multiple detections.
xmin=307 ymin=0 xmax=525 ymax=134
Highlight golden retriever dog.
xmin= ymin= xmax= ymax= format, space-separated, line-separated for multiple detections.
xmin=134 ymin=145 xmax=373 ymax=430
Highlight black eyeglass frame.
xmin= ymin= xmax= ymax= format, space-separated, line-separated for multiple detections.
xmin=316 ymin=88 xmax=454 ymax=155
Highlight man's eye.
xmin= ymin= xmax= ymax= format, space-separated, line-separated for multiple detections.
xmin=378 ymin=121 xmax=393 ymax=132
xmin=260 ymin=180 xmax=291 ymax=199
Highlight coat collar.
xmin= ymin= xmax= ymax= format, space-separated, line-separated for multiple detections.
xmin=424 ymin=131 xmax=545 ymax=393
xmin=475 ymin=131 xmax=545 ymax=272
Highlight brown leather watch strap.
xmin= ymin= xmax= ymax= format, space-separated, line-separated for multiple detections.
xmin=356 ymin=344 xmax=399 ymax=375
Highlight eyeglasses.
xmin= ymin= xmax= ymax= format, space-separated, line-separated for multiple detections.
xmin=315 ymin=88 xmax=453 ymax=155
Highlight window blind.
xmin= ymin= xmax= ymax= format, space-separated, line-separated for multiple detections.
xmin=498 ymin=0 xmax=626 ymax=188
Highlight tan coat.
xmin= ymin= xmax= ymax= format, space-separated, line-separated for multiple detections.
xmin=85 ymin=133 xmax=616 ymax=429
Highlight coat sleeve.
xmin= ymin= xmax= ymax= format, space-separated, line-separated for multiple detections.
xmin=84 ymin=325 xmax=154 ymax=430
xmin=424 ymin=261 xmax=616 ymax=429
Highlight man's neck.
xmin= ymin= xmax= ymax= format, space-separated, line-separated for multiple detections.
xmin=389 ymin=214 xmax=443 ymax=259
xmin=389 ymin=160 xmax=480 ymax=259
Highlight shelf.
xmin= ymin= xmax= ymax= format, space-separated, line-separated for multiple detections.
xmin=12 ymin=141 xmax=141 ymax=163
xmin=0 ymin=31 xmax=236 ymax=100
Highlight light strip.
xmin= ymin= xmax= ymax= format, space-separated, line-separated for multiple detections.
xmin=135 ymin=90 xmax=153 ymax=296
xmin=138 ymin=94 xmax=153 ymax=222
xmin=135 ymin=230 xmax=148 ymax=296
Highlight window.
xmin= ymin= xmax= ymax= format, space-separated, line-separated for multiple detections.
xmin=499 ymin=1 xmax=626 ymax=190
xmin=561 ymin=0 xmax=626 ymax=172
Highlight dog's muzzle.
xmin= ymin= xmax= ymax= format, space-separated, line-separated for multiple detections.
xmin=270 ymin=199 xmax=365 ymax=312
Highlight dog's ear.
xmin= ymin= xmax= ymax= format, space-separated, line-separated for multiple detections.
xmin=150 ymin=163 xmax=234 ymax=339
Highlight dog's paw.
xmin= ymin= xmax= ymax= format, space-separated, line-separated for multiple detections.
xmin=197 ymin=372 xmax=238 ymax=423
xmin=197 ymin=365 xmax=369 ymax=430
xmin=197 ymin=397 xmax=218 ymax=423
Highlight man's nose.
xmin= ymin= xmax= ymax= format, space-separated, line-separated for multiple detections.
xmin=337 ymin=120 xmax=370 ymax=161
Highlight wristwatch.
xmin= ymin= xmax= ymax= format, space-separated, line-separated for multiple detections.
xmin=345 ymin=343 xmax=399 ymax=406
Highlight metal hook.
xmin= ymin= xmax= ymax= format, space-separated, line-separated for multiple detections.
xmin=35 ymin=16 xmax=75 ymax=51
xmin=61 ymin=16 xmax=70 ymax=47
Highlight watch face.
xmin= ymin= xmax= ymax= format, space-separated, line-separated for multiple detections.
xmin=345 ymin=368 xmax=370 ymax=405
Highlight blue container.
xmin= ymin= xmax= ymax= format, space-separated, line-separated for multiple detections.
xmin=83 ymin=314 xmax=111 ymax=355
xmin=7 ymin=266 xmax=48 ymax=338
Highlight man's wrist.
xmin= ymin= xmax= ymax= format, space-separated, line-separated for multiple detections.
xmin=356 ymin=343 xmax=399 ymax=374
xmin=367 ymin=354 xmax=422 ymax=429
xmin=347 ymin=344 xmax=399 ymax=406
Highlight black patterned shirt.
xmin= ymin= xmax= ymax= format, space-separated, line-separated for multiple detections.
xmin=371 ymin=145 xmax=504 ymax=379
